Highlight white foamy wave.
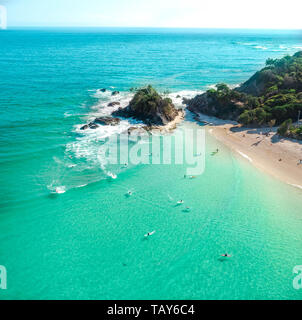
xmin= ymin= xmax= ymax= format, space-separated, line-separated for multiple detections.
xmin=65 ymin=88 xmax=198 ymax=180
xmin=69 ymin=89 xmax=199 ymax=161
xmin=167 ymin=90 xmax=202 ymax=108
xmin=93 ymin=89 xmax=112 ymax=99
xmin=107 ymin=172 xmax=117 ymax=179
xmin=48 ymin=184 xmax=66 ymax=194
xmin=237 ymin=42 xmax=270 ymax=51
xmin=55 ymin=186 xmax=66 ymax=194
xmin=236 ymin=150 xmax=253 ymax=163
xmin=68 ymin=90 xmax=144 ymax=164
xmin=206 ymin=84 xmax=239 ymax=90
xmin=290 ymin=183 xmax=302 ymax=190
xmin=77 ymin=184 xmax=88 ymax=188
xmin=206 ymin=84 xmax=216 ymax=90
xmin=229 ymin=83 xmax=240 ymax=89
xmin=237 ymin=42 xmax=255 ymax=46
xmin=254 ymin=45 xmax=268 ymax=50
xmin=236 ymin=42 xmax=302 ymax=53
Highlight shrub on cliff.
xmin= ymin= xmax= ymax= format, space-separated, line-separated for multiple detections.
xmin=289 ymin=125 xmax=302 ymax=139
xmin=277 ymin=119 xmax=293 ymax=136
xmin=186 ymin=51 xmax=302 ymax=127
xmin=238 ymin=108 xmax=269 ymax=126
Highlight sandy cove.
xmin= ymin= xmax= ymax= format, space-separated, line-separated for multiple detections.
xmin=151 ymin=110 xmax=185 ymax=133
xmin=194 ymin=113 xmax=302 ymax=190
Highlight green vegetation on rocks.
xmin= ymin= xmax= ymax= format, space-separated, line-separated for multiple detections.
xmin=277 ymin=119 xmax=302 ymax=140
xmin=113 ymin=85 xmax=179 ymax=125
xmin=187 ymin=51 xmax=302 ymax=132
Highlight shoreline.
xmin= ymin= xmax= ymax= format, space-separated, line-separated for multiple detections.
xmin=151 ymin=110 xmax=185 ymax=133
xmin=194 ymin=113 xmax=302 ymax=190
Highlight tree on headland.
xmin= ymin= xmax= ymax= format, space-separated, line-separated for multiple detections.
xmin=277 ymin=119 xmax=292 ymax=136
xmin=187 ymin=51 xmax=302 ymax=138
xmin=268 ymin=119 xmax=276 ymax=132
xmin=113 ymin=85 xmax=179 ymax=125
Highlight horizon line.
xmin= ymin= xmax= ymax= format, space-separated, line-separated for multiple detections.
xmin=4 ymin=26 xmax=302 ymax=31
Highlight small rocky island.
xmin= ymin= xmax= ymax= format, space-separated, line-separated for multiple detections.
xmin=113 ymin=85 xmax=180 ymax=126
xmin=80 ymin=85 xmax=182 ymax=131
xmin=186 ymin=51 xmax=302 ymax=139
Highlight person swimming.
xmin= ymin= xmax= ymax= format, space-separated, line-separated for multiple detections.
xmin=145 ymin=231 xmax=156 ymax=237
xmin=221 ymin=253 xmax=231 ymax=257
xmin=211 ymin=149 xmax=219 ymax=156
xmin=177 ymin=200 xmax=184 ymax=205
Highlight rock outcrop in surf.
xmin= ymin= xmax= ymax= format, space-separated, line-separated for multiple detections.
xmin=108 ymin=102 xmax=120 ymax=107
xmin=112 ymin=85 xmax=180 ymax=126
xmin=80 ymin=116 xmax=121 ymax=130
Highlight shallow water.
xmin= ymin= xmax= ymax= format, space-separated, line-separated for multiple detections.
xmin=0 ymin=28 xmax=302 ymax=299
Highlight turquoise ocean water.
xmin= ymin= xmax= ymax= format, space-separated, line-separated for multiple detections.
xmin=0 ymin=28 xmax=302 ymax=299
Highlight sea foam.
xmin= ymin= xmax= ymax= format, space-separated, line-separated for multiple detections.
xmin=236 ymin=150 xmax=253 ymax=163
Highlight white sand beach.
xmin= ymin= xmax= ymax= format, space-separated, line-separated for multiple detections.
xmin=195 ymin=113 xmax=302 ymax=189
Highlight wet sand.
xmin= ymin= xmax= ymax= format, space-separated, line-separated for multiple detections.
xmin=195 ymin=113 xmax=302 ymax=190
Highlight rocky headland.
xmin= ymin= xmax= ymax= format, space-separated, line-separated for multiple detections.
xmin=186 ymin=51 xmax=302 ymax=139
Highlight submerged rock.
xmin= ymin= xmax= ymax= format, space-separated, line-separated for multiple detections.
xmin=108 ymin=102 xmax=121 ymax=107
xmin=112 ymin=91 xmax=120 ymax=96
xmin=80 ymin=117 xmax=121 ymax=130
xmin=112 ymin=85 xmax=178 ymax=126
xmin=80 ymin=124 xmax=90 ymax=130
xmin=94 ymin=117 xmax=121 ymax=126
xmin=182 ymin=97 xmax=190 ymax=105
xmin=80 ymin=123 xmax=99 ymax=130
xmin=126 ymin=126 xmax=152 ymax=135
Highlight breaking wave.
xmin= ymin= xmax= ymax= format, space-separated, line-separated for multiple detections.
xmin=50 ymin=88 xmax=200 ymax=192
